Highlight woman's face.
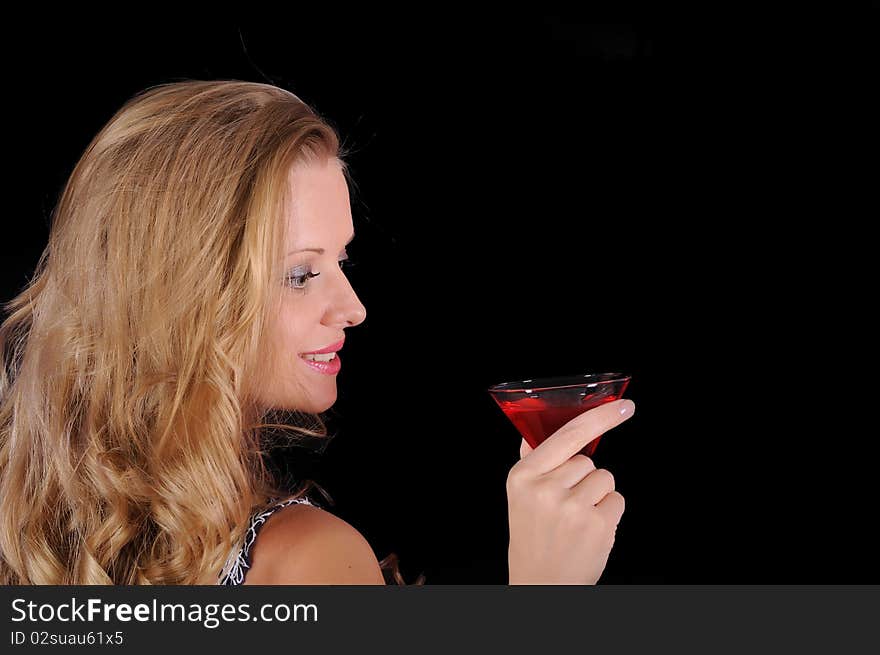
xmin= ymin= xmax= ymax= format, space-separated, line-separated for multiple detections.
xmin=258 ymin=157 xmax=367 ymax=413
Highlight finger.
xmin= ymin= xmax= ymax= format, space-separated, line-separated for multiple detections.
xmin=522 ymin=399 xmax=635 ymax=476
xmin=569 ymin=467 xmax=616 ymax=506
xmin=595 ymin=490 xmax=626 ymax=527
xmin=519 ymin=438 xmax=533 ymax=460
xmin=545 ymin=454 xmax=597 ymax=488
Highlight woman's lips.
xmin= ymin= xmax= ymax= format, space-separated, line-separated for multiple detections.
xmin=299 ymin=353 xmax=342 ymax=375
xmin=300 ymin=339 xmax=345 ymax=355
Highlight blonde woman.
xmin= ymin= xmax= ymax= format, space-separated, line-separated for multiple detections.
xmin=0 ymin=80 xmax=631 ymax=585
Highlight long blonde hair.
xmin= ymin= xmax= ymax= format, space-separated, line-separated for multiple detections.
xmin=0 ymin=79 xmax=422 ymax=585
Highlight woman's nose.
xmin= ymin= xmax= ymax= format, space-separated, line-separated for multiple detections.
xmin=328 ymin=276 xmax=367 ymax=327
xmin=344 ymin=294 xmax=367 ymax=327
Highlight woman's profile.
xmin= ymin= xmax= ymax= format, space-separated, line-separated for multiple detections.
xmin=0 ymin=80 xmax=630 ymax=585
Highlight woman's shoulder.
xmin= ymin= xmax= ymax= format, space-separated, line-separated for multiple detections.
xmin=242 ymin=498 xmax=385 ymax=585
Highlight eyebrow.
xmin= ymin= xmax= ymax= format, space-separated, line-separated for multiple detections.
xmin=288 ymin=233 xmax=355 ymax=256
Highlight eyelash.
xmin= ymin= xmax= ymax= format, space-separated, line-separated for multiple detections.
xmin=286 ymin=257 xmax=357 ymax=290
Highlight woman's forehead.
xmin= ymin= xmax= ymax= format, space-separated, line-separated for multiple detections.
xmin=285 ymin=160 xmax=353 ymax=245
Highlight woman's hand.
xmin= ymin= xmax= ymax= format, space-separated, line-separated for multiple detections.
xmin=507 ymin=399 xmax=635 ymax=585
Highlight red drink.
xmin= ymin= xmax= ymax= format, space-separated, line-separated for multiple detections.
xmin=489 ymin=373 xmax=631 ymax=458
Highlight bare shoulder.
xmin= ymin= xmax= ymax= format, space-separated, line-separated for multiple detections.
xmin=242 ymin=502 xmax=385 ymax=585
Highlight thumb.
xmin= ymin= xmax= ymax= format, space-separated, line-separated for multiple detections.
xmin=519 ymin=438 xmax=534 ymax=460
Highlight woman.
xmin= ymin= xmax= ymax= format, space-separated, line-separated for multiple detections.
xmin=0 ymin=80 xmax=631 ymax=585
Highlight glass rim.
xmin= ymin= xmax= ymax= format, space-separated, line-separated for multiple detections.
xmin=487 ymin=372 xmax=631 ymax=394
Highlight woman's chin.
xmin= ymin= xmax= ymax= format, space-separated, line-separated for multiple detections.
xmin=257 ymin=376 xmax=337 ymax=414
xmin=284 ymin=392 xmax=337 ymax=415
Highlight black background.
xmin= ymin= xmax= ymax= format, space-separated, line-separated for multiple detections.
xmin=3 ymin=14 xmax=875 ymax=583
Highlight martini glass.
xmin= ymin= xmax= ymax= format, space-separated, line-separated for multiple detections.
xmin=488 ymin=373 xmax=632 ymax=458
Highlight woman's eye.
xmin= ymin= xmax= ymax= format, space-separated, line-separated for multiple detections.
xmin=287 ymin=270 xmax=320 ymax=289
xmin=286 ymin=257 xmax=356 ymax=290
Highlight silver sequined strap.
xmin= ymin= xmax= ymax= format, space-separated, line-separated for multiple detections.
xmin=217 ymin=495 xmax=317 ymax=585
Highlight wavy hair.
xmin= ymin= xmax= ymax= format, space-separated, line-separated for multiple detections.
xmin=0 ymin=79 xmax=424 ymax=585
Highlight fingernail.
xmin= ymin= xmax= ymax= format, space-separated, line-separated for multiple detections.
xmin=619 ymin=399 xmax=635 ymax=416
